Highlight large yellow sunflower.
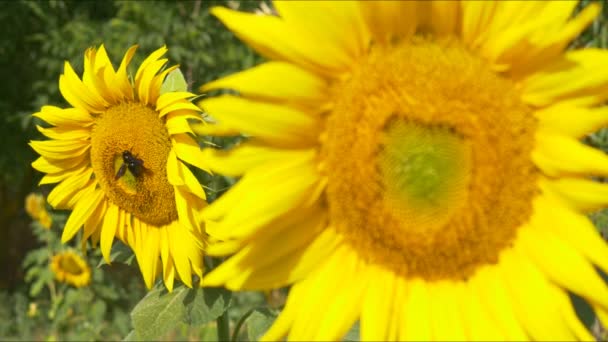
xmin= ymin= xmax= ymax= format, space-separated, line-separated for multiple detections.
xmin=30 ymin=45 xmax=209 ymax=291
xmin=199 ymin=1 xmax=608 ymax=340
xmin=50 ymin=250 xmax=91 ymax=288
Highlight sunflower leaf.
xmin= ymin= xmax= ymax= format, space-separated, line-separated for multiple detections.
xmin=130 ymin=284 xmax=189 ymax=340
xmin=246 ymin=308 xmax=277 ymax=341
xmin=182 ymin=286 xmax=232 ymax=326
xmin=97 ymin=242 xmax=134 ymax=268
xmin=160 ymin=68 xmax=188 ymax=94
xmin=343 ymin=321 xmax=360 ymax=342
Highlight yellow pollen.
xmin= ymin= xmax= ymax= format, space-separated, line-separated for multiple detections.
xmin=322 ymin=36 xmax=539 ymax=281
xmin=90 ymin=102 xmax=177 ymax=226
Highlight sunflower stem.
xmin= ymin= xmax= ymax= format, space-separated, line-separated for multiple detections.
xmin=211 ymin=257 xmax=230 ymax=341
xmin=217 ymin=309 xmax=230 ymax=342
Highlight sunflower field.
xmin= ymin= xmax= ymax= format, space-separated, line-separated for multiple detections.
xmin=3 ymin=0 xmax=608 ymax=341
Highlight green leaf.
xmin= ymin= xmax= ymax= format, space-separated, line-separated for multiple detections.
xmin=130 ymin=285 xmax=232 ymax=340
xmin=97 ymin=242 xmax=134 ymax=268
xmin=246 ymin=308 xmax=277 ymax=341
xmin=160 ymin=68 xmax=188 ymax=94
xmin=343 ymin=321 xmax=360 ymax=342
xmin=130 ymin=285 xmax=189 ymax=340
xmin=123 ymin=330 xmax=136 ymax=341
xmin=183 ymin=287 xmax=232 ymax=326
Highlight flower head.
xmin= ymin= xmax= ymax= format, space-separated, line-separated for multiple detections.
xmin=50 ymin=251 xmax=91 ymax=288
xmin=200 ymin=1 xmax=608 ymax=340
xmin=30 ymin=45 xmax=209 ymax=291
xmin=25 ymin=193 xmax=52 ymax=229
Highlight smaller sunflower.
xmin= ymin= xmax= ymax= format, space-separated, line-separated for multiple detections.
xmin=25 ymin=193 xmax=52 ymax=229
xmin=50 ymin=251 xmax=91 ymax=288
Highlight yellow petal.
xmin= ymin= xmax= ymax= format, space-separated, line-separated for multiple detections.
xmin=540 ymin=177 xmax=608 ymax=212
xmin=166 ymin=113 xmax=194 ymax=135
xmin=156 ymin=91 xmax=196 ymax=111
xmin=33 ymin=106 xmax=93 ymax=127
xmin=171 ymin=133 xmax=211 ymax=173
xmin=470 ymin=265 xmax=528 ymax=340
xmin=115 ymin=45 xmax=138 ymax=101
xmin=149 ymin=65 xmax=179 ymax=105
xmin=507 ymin=3 xmax=600 ymax=77
xmin=82 ymin=198 xmax=106 ymax=242
xmin=137 ymin=59 xmax=168 ymax=105
xmin=47 ymin=169 xmax=93 ymax=209
xmin=201 ymin=143 xmax=314 ymax=177
xmin=100 ymin=204 xmax=119 ymax=263
xmin=360 ymin=1 xmax=417 ymax=45
xmin=288 ymin=246 xmax=362 ymax=341
xmin=169 ymin=225 xmax=193 ymax=287
xmin=134 ymin=45 xmax=167 ymax=94
xmin=159 ymin=228 xmax=176 ymax=292
xmin=460 ymin=1 xmax=499 ymax=49
xmin=361 ymin=263 xmax=398 ymax=341
xmin=190 ymin=121 xmax=241 ymax=137
xmin=462 ymin=279 xmax=505 ymax=341
xmin=61 ymin=187 xmax=104 ymax=242
xmin=519 ymin=225 xmax=608 ymax=310
xmin=31 ymin=155 xmax=87 ymax=175
xmin=400 ymin=278 xmax=432 ymax=340
xmin=261 ymin=282 xmax=303 ymax=341
xmin=500 ymin=247 xmax=576 ymax=340
xmin=158 ymin=101 xmax=201 ymax=118
xmin=535 ymin=104 xmax=608 ymax=138
xmin=38 ymin=161 xmax=88 ymax=186
xmin=417 ymin=0 xmax=460 ymax=36
xmin=533 ymin=195 xmax=608 ymax=278
xmin=313 ymin=254 xmax=365 ymax=341
xmin=201 ymin=61 xmax=328 ymax=105
xmin=533 ymin=132 xmax=608 ymax=177
xmin=429 ymin=281 xmax=467 ymax=341
xmin=522 ymin=49 xmax=608 ymax=107
xmin=36 ymin=125 xmax=90 ymax=141
xmin=204 ymin=151 xmax=319 ymax=239
xmin=140 ymin=228 xmax=160 ymax=289
xmin=29 ymin=139 xmax=90 ymax=160
xmin=273 ymin=1 xmax=368 ymax=65
xmin=59 ymin=61 xmax=106 ymax=113
xmin=199 ymin=95 xmax=319 ymax=145
xmin=210 ymin=6 xmax=353 ymax=77
xmin=205 ymin=207 xmax=325 ymax=289
xmin=478 ymin=2 xmax=580 ymax=72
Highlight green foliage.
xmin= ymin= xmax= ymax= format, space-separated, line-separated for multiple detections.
xmin=246 ymin=308 xmax=278 ymax=341
xmin=129 ymin=284 xmax=231 ymax=340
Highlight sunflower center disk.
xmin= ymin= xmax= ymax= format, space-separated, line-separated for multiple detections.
xmin=322 ymin=36 xmax=539 ymax=281
xmin=60 ymin=257 xmax=85 ymax=275
xmin=90 ymin=102 xmax=178 ymax=226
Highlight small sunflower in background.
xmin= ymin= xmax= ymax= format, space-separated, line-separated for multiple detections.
xmin=50 ymin=251 xmax=91 ymax=288
xmin=30 ymin=44 xmax=209 ymax=291
xmin=25 ymin=193 xmax=52 ymax=229
xmin=199 ymin=1 xmax=608 ymax=340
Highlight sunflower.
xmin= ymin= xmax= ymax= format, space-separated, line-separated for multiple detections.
xmin=25 ymin=193 xmax=52 ymax=229
xmin=50 ymin=251 xmax=91 ymax=288
xmin=198 ymin=1 xmax=608 ymax=340
xmin=30 ymin=45 xmax=209 ymax=291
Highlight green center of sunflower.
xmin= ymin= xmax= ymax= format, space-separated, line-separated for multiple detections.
xmin=90 ymin=102 xmax=178 ymax=226
xmin=321 ymin=36 xmax=539 ymax=281
xmin=379 ymin=120 xmax=471 ymax=212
